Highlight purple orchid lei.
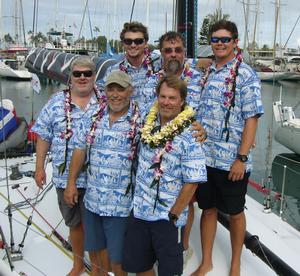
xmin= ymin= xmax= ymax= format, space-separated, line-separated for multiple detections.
xmin=58 ymin=87 xmax=102 ymax=175
xmin=125 ymin=102 xmax=141 ymax=196
xmin=199 ymin=47 xmax=243 ymax=142
xmin=119 ymin=48 xmax=154 ymax=77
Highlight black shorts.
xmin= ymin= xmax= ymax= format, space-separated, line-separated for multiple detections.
xmin=122 ymin=216 xmax=184 ymax=276
xmin=195 ymin=166 xmax=250 ymax=215
xmin=56 ymin=188 xmax=85 ymax=228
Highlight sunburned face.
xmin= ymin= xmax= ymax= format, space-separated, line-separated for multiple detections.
xmin=210 ymin=29 xmax=238 ymax=66
xmin=70 ymin=65 xmax=95 ymax=96
xmin=157 ymin=82 xmax=184 ymax=125
xmin=105 ymin=83 xmax=132 ymax=114
xmin=161 ymin=38 xmax=185 ymax=75
xmin=122 ymin=31 xmax=147 ymax=61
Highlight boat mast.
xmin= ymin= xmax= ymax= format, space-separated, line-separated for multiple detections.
xmin=176 ymin=0 xmax=198 ymax=58
xmin=19 ymin=0 xmax=26 ymax=46
xmin=251 ymin=0 xmax=259 ymax=56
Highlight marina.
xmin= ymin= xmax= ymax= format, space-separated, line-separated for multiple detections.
xmin=0 ymin=0 xmax=300 ymax=275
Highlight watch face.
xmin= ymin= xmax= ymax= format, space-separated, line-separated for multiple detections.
xmin=238 ymin=154 xmax=248 ymax=162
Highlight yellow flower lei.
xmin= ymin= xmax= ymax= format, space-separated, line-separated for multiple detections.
xmin=141 ymin=101 xmax=196 ymax=148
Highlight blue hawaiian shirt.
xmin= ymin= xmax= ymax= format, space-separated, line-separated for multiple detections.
xmin=133 ymin=125 xmax=207 ymax=227
xmin=74 ymin=101 xmax=141 ymax=217
xmin=141 ymin=62 xmax=203 ymax=111
xmin=198 ymin=59 xmax=264 ymax=172
xmin=96 ymin=52 xmax=161 ymax=103
xmin=32 ymin=91 xmax=99 ymax=188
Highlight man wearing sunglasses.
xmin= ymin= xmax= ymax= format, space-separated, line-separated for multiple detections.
xmin=33 ymin=56 xmax=109 ymax=276
xmin=98 ymin=21 xmax=160 ymax=102
xmin=193 ymin=20 xmax=264 ymax=276
xmin=141 ymin=31 xmax=202 ymax=111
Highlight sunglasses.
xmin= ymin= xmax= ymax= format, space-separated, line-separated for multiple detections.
xmin=163 ymin=47 xmax=184 ymax=54
xmin=72 ymin=70 xmax=93 ymax=78
xmin=123 ymin=38 xmax=145 ymax=45
xmin=210 ymin=37 xmax=233 ymax=43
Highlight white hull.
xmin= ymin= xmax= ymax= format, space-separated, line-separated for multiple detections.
xmin=1 ymin=156 xmax=300 ymax=275
xmin=275 ymin=125 xmax=300 ymax=155
xmin=0 ymin=61 xmax=31 ymax=80
xmin=258 ymin=71 xmax=291 ymax=81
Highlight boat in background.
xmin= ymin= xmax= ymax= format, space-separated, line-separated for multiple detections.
xmin=271 ymin=98 xmax=300 ymax=223
xmin=273 ymin=100 xmax=300 ymax=155
xmin=0 ymin=47 xmax=32 ymax=80
xmin=0 ymin=59 xmax=31 ymax=80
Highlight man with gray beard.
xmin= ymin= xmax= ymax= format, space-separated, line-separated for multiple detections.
xmin=141 ymin=31 xmax=203 ymax=267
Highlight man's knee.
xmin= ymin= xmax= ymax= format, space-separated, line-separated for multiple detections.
xmin=202 ymin=207 xmax=217 ymax=218
xmin=230 ymin=211 xmax=244 ymax=220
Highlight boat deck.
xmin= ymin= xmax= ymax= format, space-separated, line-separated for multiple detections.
xmin=1 ymin=156 xmax=300 ymax=275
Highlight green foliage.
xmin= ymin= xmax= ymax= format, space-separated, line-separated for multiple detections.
xmin=198 ymin=8 xmax=230 ymax=46
xmin=3 ymin=33 xmax=15 ymax=45
xmin=29 ymin=31 xmax=47 ymax=46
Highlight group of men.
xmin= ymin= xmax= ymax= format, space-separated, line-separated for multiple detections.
xmin=33 ymin=19 xmax=263 ymax=276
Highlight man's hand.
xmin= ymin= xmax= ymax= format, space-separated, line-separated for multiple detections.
xmin=64 ymin=185 xmax=78 ymax=206
xmin=35 ymin=168 xmax=46 ymax=189
xmin=228 ymin=159 xmax=246 ymax=182
xmin=192 ymin=121 xmax=207 ymax=143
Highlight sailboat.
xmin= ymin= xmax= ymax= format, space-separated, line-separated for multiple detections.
xmin=1 ymin=0 xmax=300 ymax=275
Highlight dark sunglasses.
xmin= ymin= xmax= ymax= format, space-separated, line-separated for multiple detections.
xmin=210 ymin=37 xmax=233 ymax=43
xmin=163 ymin=47 xmax=184 ymax=54
xmin=123 ymin=38 xmax=145 ymax=45
xmin=72 ymin=70 xmax=93 ymax=78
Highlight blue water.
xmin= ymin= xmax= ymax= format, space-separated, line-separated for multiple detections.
xmin=1 ymin=77 xmax=300 ymax=229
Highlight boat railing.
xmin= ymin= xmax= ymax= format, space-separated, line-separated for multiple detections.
xmin=271 ymin=158 xmax=300 ymax=226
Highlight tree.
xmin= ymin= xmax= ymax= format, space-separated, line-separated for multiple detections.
xmin=198 ymin=8 xmax=230 ymax=45
xmin=29 ymin=32 xmax=47 ymax=47
xmin=198 ymin=17 xmax=210 ymax=45
xmin=96 ymin=35 xmax=107 ymax=53
xmin=3 ymin=33 xmax=15 ymax=46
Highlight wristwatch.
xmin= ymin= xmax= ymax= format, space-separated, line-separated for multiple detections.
xmin=237 ymin=154 xmax=248 ymax=163
xmin=168 ymin=212 xmax=179 ymax=222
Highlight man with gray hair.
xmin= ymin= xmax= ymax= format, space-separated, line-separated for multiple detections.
xmin=33 ymin=56 xmax=108 ymax=276
xmin=65 ymin=70 xmax=139 ymax=276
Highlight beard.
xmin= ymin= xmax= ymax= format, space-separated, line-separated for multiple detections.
xmin=165 ymin=59 xmax=182 ymax=76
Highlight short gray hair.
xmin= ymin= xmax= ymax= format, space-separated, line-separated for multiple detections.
xmin=70 ymin=56 xmax=96 ymax=73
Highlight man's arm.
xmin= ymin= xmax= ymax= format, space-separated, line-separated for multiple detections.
xmin=228 ymin=116 xmax=258 ymax=181
xmin=64 ymin=148 xmax=86 ymax=206
xmin=169 ymin=183 xmax=198 ymax=219
xmin=35 ymin=136 xmax=50 ymax=188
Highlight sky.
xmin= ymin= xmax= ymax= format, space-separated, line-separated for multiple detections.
xmin=1 ymin=0 xmax=300 ymax=50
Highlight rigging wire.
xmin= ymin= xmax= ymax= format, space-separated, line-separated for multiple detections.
xmin=0 ymin=77 xmax=15 ymax=255
xmin=129 ymin=0 xmax=136 ymax=22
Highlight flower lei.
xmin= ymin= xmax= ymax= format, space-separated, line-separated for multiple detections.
xmin=125 ymin=102 xmax=141 ymax=196
xmin=119 ymin=48 xmax=154 ymax=77
xmin=82 ymin=99 xmax=140 ymax=196
xmin=200 ymin=47 xmax=243 ymax=142
xmin=141 ymin=102 xmax=195 ymax=210
xmin=58 ymin=86 xmax=102 ymax=175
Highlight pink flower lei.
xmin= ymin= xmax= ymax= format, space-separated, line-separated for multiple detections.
xmin=119 ymin=48 xmax=154 ymax=77
xmin=58 ymin=86 xmax=102 ymax=175
xmin=125 ymin=102 xmax=141 ymax=196
xmin=199 ymin=47 xmax=243 ymax=142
